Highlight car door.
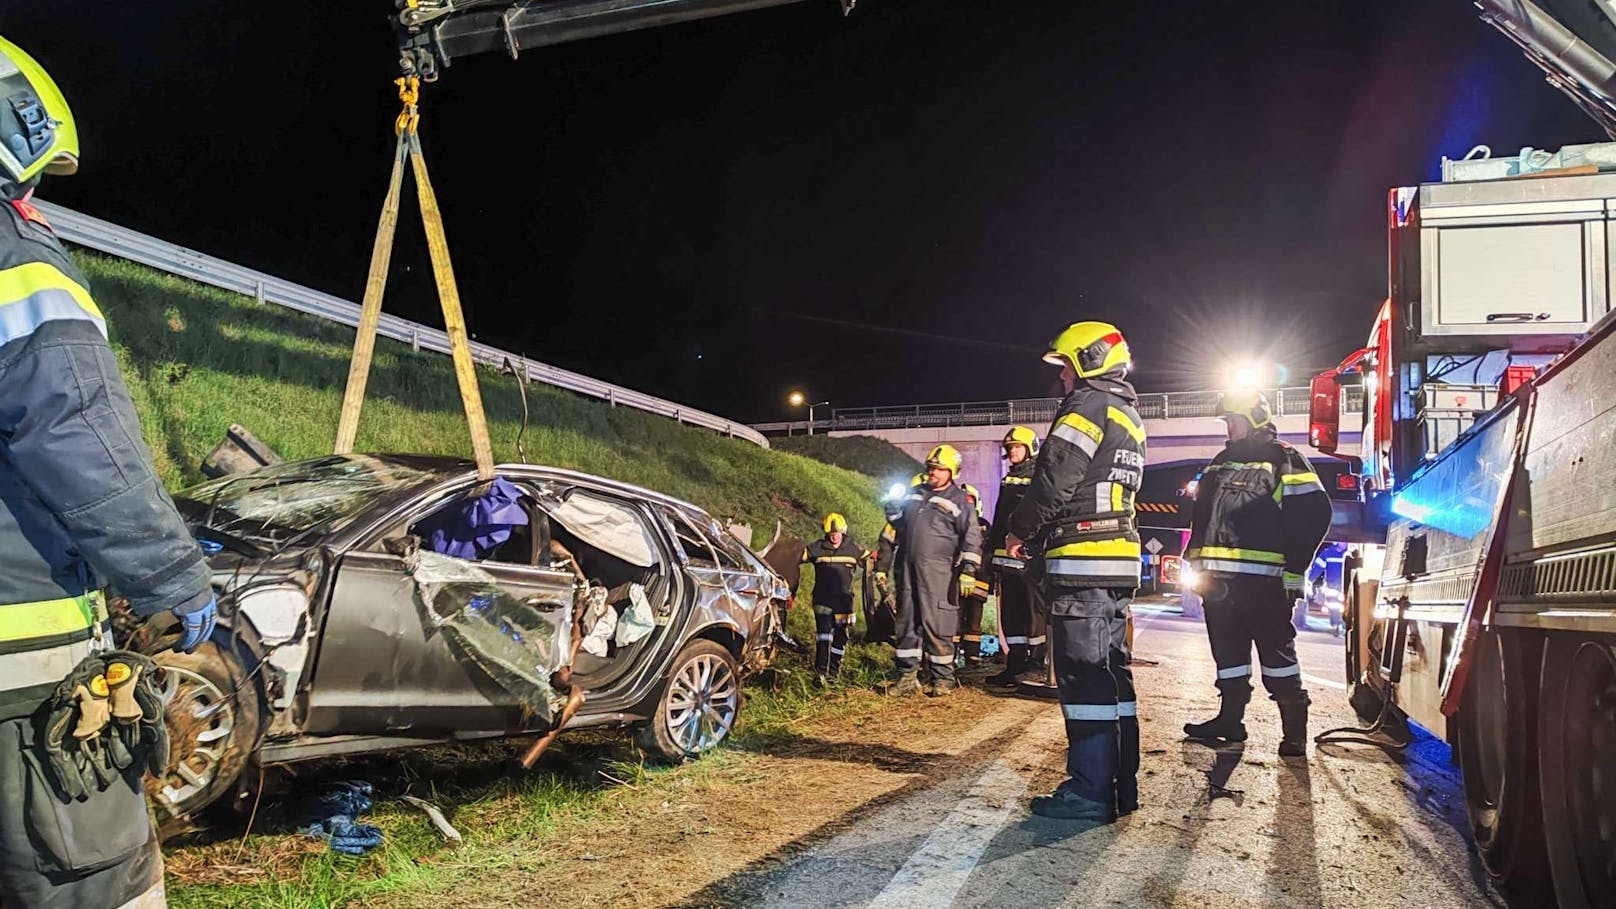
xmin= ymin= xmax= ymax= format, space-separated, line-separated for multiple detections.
xmin=305 ymin=480 xmax=576 ymax=737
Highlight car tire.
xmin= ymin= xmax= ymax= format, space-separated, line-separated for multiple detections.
xmin=1538 ymin=633 xmax=1616 ymax=909
xmin=150 ymin=639 xmax=263 ymax=838
xmin=636 ymin=638 xmax=742 ymax=762
xmin=1456 ymin=629 xmax=1551 ymax=898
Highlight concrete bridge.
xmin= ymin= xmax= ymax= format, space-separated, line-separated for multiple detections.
xmin=756 ymin=386 xmax=1364 ymax=519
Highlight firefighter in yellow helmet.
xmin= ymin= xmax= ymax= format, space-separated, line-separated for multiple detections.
xmin=798 ymin=513 xmax=866 ymax=679
xmin=0 ymin=36 xmax=214 ymax=909
xmin=985 ymin=426 xmax=1048 ymax=688
xmin=1005 ymin=321 xmax=1145 ymax=821
xmin=952 ymin=483 xmax=993 ymax=667
xmin=1183 ymin=390 xmax=1330 ymax=757
xmin=883 ymin=445 xmax=982 ymax=696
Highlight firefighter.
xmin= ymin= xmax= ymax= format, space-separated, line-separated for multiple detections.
xmin=954 ymin=483 xmax=992 ymax=668
xmin=985 ymin=426 xmax=1048 ymax=689
xmin=799 ymin=513 xmax=865 ymax=679
xmin=1005 ymin=321 xmax=1145 ymax=821
xmin=884 ymin=446 xmax=982 ymax=697
xmin=1183 ymin=390 xmax=1330 ymax=758
xmin=0 ymin=37 xmax=216 ymax=909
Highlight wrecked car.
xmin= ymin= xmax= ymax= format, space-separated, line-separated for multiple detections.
xmin=134 ymin=454 xmax=788 ymax=827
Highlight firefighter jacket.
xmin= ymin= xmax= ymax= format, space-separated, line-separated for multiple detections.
xmin=987 ymin=455 xmax=1037 ymax=573
xmin=800 ymin=535 xmax=863 ymax=608
xmin=1007 ymin=381 xmax=1146 ymax=589
xmin=1184 ymin=428 xmax=1332 ymax=580
xmin=0 ymin=196 xmax=212 ymax=721
xmin=874 ymin=522 xmax=897 ymax=577
xmin=891 ymin=481 xmax=983 ymax=579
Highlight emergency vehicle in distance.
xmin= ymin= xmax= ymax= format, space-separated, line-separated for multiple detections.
xmin=1304 ymin=5 xmax=1616 ymax=904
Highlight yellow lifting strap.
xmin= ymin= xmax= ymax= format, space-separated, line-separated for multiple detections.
xmin=335 ymin=76 xmax=494 ymax=479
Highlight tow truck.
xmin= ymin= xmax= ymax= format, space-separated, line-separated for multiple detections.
xmin=1307 ymin=3 xmax=1616 ymax=903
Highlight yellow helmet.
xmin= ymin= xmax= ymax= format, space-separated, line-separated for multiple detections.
xmin=925 ymin=444 xmax=963 ymax=477
xmin=0 ymin=37 xmax=78 ymax=186
xmin=1217 ymin=389 xmax=1273 ymax=429
xmin=1043 ymin=321 xmax=1132 ymax=379
xmin=1002 ymin=425 xmax=1039 ymax=458
xmin=961 ymin=483 xmax=984 ymax=518
xmin=823 ymin=512 xmax=848 ymax=535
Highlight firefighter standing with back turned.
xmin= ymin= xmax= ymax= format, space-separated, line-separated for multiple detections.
xmin=1183 ymin=390 xmax=1330 ymax=757
xmin=884 ymin=445 xmax=982 ymax=697
xmin=1006 ymin=322 xmax=1145 ymax=822
xmin=985 ymin=426 xmax=1047 ymax=689
xmin=799 ymin=513 xmax=865 ymax=681
xmin=0 ymin=36 xmax=217 ymax=909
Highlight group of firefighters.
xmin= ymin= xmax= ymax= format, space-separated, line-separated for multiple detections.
xmin=797 ymin=320 xmax=1332 ymax=822
xmin=0 ymin=35 xmax=1334 ymax=905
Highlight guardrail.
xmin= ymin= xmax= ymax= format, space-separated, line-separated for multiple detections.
xmin=36 ymin=200 xmax=769 ymax=448
xmin=756 ymin=385 xmax=1365 ymax=434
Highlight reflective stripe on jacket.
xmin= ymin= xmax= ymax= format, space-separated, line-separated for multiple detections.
xmin=1184 ymin=430 xmax=1331 ymax=579
xmin=1008 ymin=383 xmax=1147 ymax=589
xmin=0 ymin=196 xmax=211 ymax=720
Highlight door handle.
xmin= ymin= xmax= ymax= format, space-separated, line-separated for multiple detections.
xmin=1485 ymin=312 xmax=1550 ymax=322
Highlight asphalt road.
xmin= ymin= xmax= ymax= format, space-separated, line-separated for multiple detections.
xmin=724 ymin=600 xmax=1505 ymax=909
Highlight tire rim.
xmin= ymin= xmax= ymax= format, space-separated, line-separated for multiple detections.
xmin=1565 ymin=643 xmax=1616 ymax=900
xmin=152 ymin=665 xmax=236 ymax=817
xmin=665 ymin=653 xmax=739 ymax=755
xmin=1472 ymin=635 xmax=1509 ymax=823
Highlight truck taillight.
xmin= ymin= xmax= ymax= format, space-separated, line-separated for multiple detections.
xmin=1336 ymin=474 xmax=1359 ymax=491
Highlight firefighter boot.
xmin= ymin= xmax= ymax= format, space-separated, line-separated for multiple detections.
xmin=882 ymin=670 xmax=922 ymax=698
xmin=1116 ymin=716 xmax=1140 ymax=815
xmin=1184 ymin=682 xmax=1250 ymax=743
xmin=1032 ymin=727 xmax=1118 ymax=822
xmin=1278 ymin=695 xmax=1310 ymax=758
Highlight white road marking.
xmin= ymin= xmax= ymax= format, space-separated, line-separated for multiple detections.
xmin=865 ymin=712 xmax=1062 ymax=909
xmin=1303 ymin=673 xmax=1347 ymax=691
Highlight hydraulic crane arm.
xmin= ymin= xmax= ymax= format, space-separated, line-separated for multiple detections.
xmin=1472 ymin=0 xmax=1616 ymax=139
xmin=396 ymin=0 xmax=858 ymax=79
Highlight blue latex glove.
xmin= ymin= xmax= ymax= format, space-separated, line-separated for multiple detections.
xmin=173 ymin=596 xmax=217 ymax=653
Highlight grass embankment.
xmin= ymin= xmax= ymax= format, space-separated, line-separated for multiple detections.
xmin=78 ymin=252 xmax=934 ymax=907
xmin=771 ymin=434 xmax=921 ymax=487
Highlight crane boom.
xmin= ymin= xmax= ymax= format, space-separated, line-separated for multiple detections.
xmin=395 ymin=0 xmax=855 ymax=78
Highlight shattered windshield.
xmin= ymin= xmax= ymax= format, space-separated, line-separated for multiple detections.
xmin=176 ymin=456 xmax=434 ymax=545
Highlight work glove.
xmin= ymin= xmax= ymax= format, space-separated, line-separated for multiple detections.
xmin=174 ymin=595 xmax=218 ymax=653
xmin=104 ymin=650 xmax=170 ymax=778
xmin=874 ymin=571 xmax=890 ymax=596
xmin=958 ymin=573 xmax=977 ymax=600
xmin=42 ymin=656 xmax=120 ymax=800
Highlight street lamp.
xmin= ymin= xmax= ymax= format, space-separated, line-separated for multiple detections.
xmin=787 ymin=390 xmax=829 ymax=435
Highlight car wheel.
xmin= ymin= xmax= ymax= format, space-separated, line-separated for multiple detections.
xmin=1456 ymin=630 xmax=1550 ymax=897
xmin=636 ymin=639 xmax=741 ymax=762
xmin=150 ymin=639 xmax=263 ymax=837
xmin=1539 ymin=633 xmax=1616 ymax=909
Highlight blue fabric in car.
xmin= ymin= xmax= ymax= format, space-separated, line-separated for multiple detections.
xmin=415 ymin=477 xmax=530 ymax=560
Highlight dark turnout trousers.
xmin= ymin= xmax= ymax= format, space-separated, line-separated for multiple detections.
xmin=1048 ymin=586 xmax=1137 ymax=813
xmin=996 ymin=569 xmax=1048 ymax=674
xmin=814 ymin=592 xmax=855 ymax=677
xmin=894 ymin=554 xmax=960 ymax=683
xmin=1200 ymin=573 xmax=1308 ymax=704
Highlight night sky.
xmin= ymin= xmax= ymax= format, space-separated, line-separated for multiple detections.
xmin=0 ymin=1 xmax=1597 ymax=421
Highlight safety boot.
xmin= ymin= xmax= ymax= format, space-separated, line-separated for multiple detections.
xmin=881 ymin=670 xmax=921 ymax=697
xmin=925 ymin=677 xmax=960 ymax=697
xmin=1278 ymin=696 xmax=1310 ymax=758
xmin=1030 ymin=786 xmax=1115 ymax=822
xmin=1184 ymin=685 xmax=1250 ymax=743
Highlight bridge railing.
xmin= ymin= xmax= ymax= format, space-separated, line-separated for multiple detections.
xmin=756 ymin=385 xmax=1364 ymax=434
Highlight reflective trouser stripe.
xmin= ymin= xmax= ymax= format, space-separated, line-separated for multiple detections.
xmin=814 ymin=606 xmax=834 ymax=615
xmin=1261 ymin=663 xmax=1301 ymax=678
xmin=1062 ymin=703 xmax=1119 ymax=721
xmin=895 ymin=648 xmax=922 ymax=660
xmin=1194 ymin=559 xmax=1283 ymax=577
xmin=962 ymin=634 xmax=982 ymax=641
xmin=0 ymin=261 xmax=108 ymax=347
xmin=1117 ymin=700 xmax=1138 ymax=717
xmin=829 ymin=647 xmax=845 ymax=656
xmin=0 ymin=591 xmax=102 ymax=647
xmin=927 ymin=653 xmax=954 ymax=665
xmin=1027 ymin=635 xmax=1047 ymax=646
xmin=815 ymin=634 xmax=833 ymax=641
xmin=0 ymin=635 xmax=99 ymax=696
xmin=1003 ymin=635 xmax=1028 ymax=644
xmin=1217 ymin=664 xmax=1252 ymax=679
xmin=833 ymin=614 xmax=855 ymax=625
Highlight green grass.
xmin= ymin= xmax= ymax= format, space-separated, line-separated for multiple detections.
xmin=81 ymin=251 xmax=886 ymax=563
xmin=771 ymin=433 xmax=921 ymax=485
